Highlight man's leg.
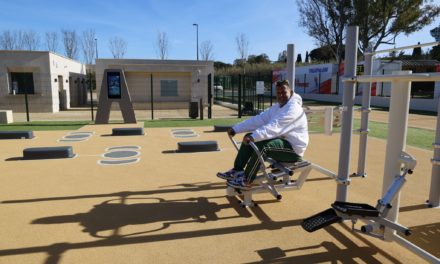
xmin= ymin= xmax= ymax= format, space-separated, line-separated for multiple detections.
xmin=233 ymin=133 xmax=254 ymax=171
xmin=244 ymin=138 xmax=301 ymax=183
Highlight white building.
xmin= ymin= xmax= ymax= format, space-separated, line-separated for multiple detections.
xmin=0 ymin=51 xmax=87 ymax=112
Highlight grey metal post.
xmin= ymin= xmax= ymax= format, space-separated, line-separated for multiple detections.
xmin=428 ymin=98 xmax=440 ymax=207
xmin=336 ymin=26 xmax=358 ymax=202
xmin=287 ymin=44 xmax=295 ymax=91
xmin=356 ymin=49 xmax=373 ymax=177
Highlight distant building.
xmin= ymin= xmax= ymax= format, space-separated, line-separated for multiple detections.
xmin=0 ymin=50 xmax=87 ymax=112
xmin=95 ymin=59 xmax=214 ymax=110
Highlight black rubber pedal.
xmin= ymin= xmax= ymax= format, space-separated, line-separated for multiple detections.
xmin=301 ymin=208 xmax=341 ymax=233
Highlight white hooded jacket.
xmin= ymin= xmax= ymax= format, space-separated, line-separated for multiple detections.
xmin=232 ymin=93 xmax=309 ymax=156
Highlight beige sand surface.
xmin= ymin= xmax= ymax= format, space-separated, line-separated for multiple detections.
xmin=0 ymin=123 xmax=438 ymax=263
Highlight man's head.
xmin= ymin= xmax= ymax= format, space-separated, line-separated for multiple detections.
xmin=275 ymin=80 xmax=293 ymax=106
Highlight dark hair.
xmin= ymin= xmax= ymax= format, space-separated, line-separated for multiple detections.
xmin=276 ymin=80 xmax=291 ymax=88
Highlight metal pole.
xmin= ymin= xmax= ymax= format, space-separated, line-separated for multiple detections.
xmin=382 ymin=70 xmax=412 ymax=240
xmin=287 ymin=44 xmax=295 ymax=91
xmin=428 ymin=98 xmax=440 ymax=207
xmin=336 ymin=26 xmax=358 ymax=202
xmin=24 ymin=89 xmax=30 ymax=122
xmin=193 ymin=23 xmax=199 ymax=61
xmin=89 ymin=72 xmax=94 ymax=121
xmin=95 ymin=38 xmax=98 ymax=59
xmin=238 ymin=74 xmax=242 ymax=118
xmin=355 ymin=48 xmax=373 ymax=177
xmin=150 ymin=74 xmax=154 ymax=120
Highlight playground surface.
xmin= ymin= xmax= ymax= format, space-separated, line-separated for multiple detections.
xmin=0 ymin=123 xmax=438 ymax=263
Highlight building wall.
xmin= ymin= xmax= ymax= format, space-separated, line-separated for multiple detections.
xmin=0 ymin=51 xmax=86 ymax=113
xmin=96 ymin=59 xmax=214 ymax=110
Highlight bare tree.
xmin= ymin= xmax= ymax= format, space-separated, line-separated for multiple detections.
xmin=156 ymin=31 xmax=169 ymax=60
xmin=109 ymin=36 xmax=127 ymax=59
xmin=0 ymin=30 xmax=17 ymax=50
xmin=61 ymin=29 xmax=79 ymax=59
xmin=235 ymin=33 xmax=249 ymax=65
xmin=200 ymin=40 xmax=213 ymax=61
xmin=22 ymin=30 xmax=40 ymax=51
xmin=81 ymin=29 xmax=96 ymax=64
xmin=45 ymin=31 xmax=59 ymax=52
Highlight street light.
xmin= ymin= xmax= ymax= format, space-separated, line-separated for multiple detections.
xmin=95 ymin=38 xmax=99 ymax=59
xmin=192 ymin=23 xmax=199 ymax=60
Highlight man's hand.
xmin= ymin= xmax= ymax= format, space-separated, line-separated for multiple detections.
xmin=243 ymin=135 xmax=254 ymax=145
xmin=227 ymin=128 xmax=236 ymax=137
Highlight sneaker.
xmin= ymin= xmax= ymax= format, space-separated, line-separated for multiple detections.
xmin=227 ymin=177 xmax=251 ymax=190
xmin=217 ymin=169 xmax=244 ymax=180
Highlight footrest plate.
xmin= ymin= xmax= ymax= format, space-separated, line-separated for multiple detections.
xmin=301 ymin=208 xmax=341 ymax=233
xmin=331 ymin=201 xmax=379 ymax=217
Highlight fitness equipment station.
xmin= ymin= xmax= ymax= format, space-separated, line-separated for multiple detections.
xmin=300 ymin=27 xmax=440 ymax=264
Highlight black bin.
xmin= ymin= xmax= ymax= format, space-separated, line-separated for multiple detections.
xmin=189 ymin=102 xmax=199 ymax=119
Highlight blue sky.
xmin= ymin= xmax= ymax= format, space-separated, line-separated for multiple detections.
xmin=1 ymin=0 xmax=440 ymax=63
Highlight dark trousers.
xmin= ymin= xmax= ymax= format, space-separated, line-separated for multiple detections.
xmin=234 ymin=133 xmax=302 ymax=183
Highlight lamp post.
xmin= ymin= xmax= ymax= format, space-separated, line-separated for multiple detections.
xmin=95 ymin=38 xmax=98 ymax=59
xmin=192 ymin=23 xmax=199 ymax=60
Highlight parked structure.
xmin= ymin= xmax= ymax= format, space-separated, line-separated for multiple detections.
xmin=95 ymin=59 xmax=214 ymax=111
xmin=0 ymin=51 xmax=87 ymax=112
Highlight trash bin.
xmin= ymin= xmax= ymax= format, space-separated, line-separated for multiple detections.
xmin=189 ymin=101 xmax=199 ymax=119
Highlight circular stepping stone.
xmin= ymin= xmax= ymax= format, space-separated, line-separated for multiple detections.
xmin=98 ymin=158 xmax=139 ymax=165
xmin=103 ymin=150 xmax=139 ymax=159
xmin=23 ymin=146 xmax=75 ymax=160
xmin=177 ymin=141 xmax=219 ymax=153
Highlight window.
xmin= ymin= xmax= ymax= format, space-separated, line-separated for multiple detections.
xmin=10 ymin=72 xmax=35 ymax=94
xmin=160 ymin=80 xmax=178 ymax=96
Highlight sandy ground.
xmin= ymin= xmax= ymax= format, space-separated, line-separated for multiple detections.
xmin=0 ymin=122 xmax=438 ymax=264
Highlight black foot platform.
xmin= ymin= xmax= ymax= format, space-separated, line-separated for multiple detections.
xmin=301 ymin=208 xmax=341 ymax=233
xmin=331 ymin=201 xmax=379 ymax=217
xmin=177 ymin=141 xmax=219 ymax=152
xmin=112 ymin=127 xmax=144 ymax=136
xmin=0 ymin=131 xmax=34 ymax=139
xmin=213 ymin=125 xmax=232 ymax=132
xmin=23 ymin=146 xmax=75 ymax=160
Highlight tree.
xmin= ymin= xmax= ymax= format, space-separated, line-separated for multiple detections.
xmin=0 ymin=30 xmax=17 ymax=50
xmin=412 ymin=42 xmax=422 ymax=59
xmin=214 ymin=61 xmax=232 ymax=70
xmin=247 ymin=53 xmax=270 ymax=64
xmin=22 ymin=30 xmax=40 ymax=51
xmin=352 ymin=1 xmax=440 ymax=52
xmin=305 ymin=51 xmax=310 ymax=63
xmin=45 ymin=31 xmax=59 ymax=52
xmin=109 ymin=36 xmax=127 ymax=59
xmin=296 ymin=54 xmax=302 ymax=63
xmin=277 ymin=50 xmax=287 ymax=63
xmin=309 ymin=45 xmax=337 ymax=62
xmin=200 ymin=40 xmax=213 ymax=61
xmin=298 ymin=0 xmax=440 ymax=59
xmin=430 ymin=45 xmax=440 ymax=61
xmin=235 ymin=33 xmax=249 ymax=63
xmin=156 ymin=31 xmax=169 ymax=60
xmin=81 ymin=29 xmax=96 ymax=64
xmin=297 ymin=0 xmax=351 ymax=64
xmin=62 ymin=29 xmax=79 ymax=59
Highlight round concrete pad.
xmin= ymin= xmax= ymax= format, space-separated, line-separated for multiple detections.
xmin=106 ymin=146 xmax=140 ymax=151
xmin=65 ymin=134 xmax=90 ymax=139
xmin=103 ymin=150 xmax=139 ymax=158
xmin=177 ymin=141 xmax=219 ymax=152
xmin=98 ymin=158 xmax=139 ymax=165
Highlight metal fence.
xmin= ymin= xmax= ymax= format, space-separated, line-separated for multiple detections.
xmin=214 ymin=73 xmax=273 ymax=117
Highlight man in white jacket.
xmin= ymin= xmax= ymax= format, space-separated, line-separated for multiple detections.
xmin=217 ymin=80 xmax=309 ymax=190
